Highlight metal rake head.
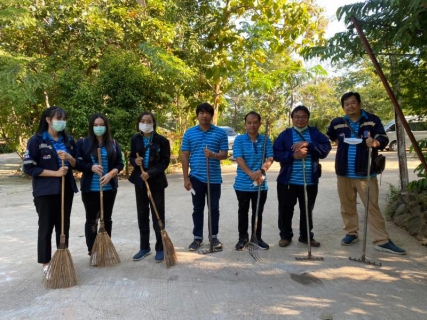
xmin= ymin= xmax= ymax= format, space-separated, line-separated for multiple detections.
xmin=247 ymin=241 xmax=261 ymax=261
xmin=349 ymin=256 xmax=382 ymax=266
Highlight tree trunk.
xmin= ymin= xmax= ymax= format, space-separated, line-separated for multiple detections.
xmin=390 ymin=55 xmax=409 ymax=189
xmin=212 ymin=82 xmax=221 ymax=125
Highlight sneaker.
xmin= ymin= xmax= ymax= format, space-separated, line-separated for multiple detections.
xmin=235 ymin=238 xmax=248 ymax=251
xmin=374 ymin=240 xmax=406 ymax=255
xmin=91 ymin=252 xmax=97 ymax=266
xmin=155 ymin=251 xmax=165 ymax=263
xmin=257 ymin=238 xmax=270 ymax=250
xmin=189 ymin=240 xmax=203 ymax=251
xmin=212 ymin=238 xmax=223 ymax=249
xmin=133 ymin=248 xmax=152 ymax=261
xmin=278 ymin=239 xmax=291 ymax=247
xmin=298 ymin=237 xmax=320 ymax=247
xmin=43 ymin=265 xmax=51 ymax=280
xmin=341 ymin=234 xmax=359 ymax=246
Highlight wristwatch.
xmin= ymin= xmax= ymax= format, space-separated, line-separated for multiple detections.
xmin=260 ymin=168 xmax=266 ymax=175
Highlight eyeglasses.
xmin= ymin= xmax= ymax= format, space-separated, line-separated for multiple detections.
xmin=293 ymin=116 xmax=309 ymax=120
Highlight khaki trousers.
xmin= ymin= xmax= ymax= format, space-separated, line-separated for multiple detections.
xmin=337 ymin=175 xmax=389 ymax=245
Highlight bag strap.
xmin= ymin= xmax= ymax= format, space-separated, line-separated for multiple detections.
xmin=343 ymin=118 xmax=361 ymax=139
xmin=292 ymin=128 xmax=306 ymax=141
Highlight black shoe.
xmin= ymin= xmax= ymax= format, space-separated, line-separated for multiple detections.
xmin=298 ymin=236 xmax=320 ymax=247
xmin=235 ymin=238 xmax=248 ymax=251
xmin=211 ymin=238 xmax=223 ymax=249
xmin=257 ymin=238 xmax=270 ymax=250
xmin=189 ymin=239 xmax=203 ymax=251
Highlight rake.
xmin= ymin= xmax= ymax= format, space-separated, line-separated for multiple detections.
xmin=246 ymin=121 xmax=269 ymax=261
xmin=89 ymin=148 xmax=121 ymax=267
xmin=349 ymin=147 xmax=381 ymax=266
xmin=136 ymin=153 xmax=177 ymax=267
xmin=43 ymin=159 xmax=77 ymax=288
xmin=295 ymin=158 xmax=324 ymax=261
xmin=199 ymin=147 xmax=223 ymax=255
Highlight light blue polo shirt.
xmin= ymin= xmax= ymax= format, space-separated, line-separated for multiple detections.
xmin=181 ymin=124 xmax=228 ymax=184
xmin=44 ymin=131 xmax=69 ymax=167
xmin=233 ymin=133 xmax=273 ymax=192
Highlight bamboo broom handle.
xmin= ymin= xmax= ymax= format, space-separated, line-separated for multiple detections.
xmin=60 ymin=159 xmax=66 ymax=242
xmin=136 ymin=153 xmax=164 ymax=229
xmin=97 ymin=148 xmax=104 ymax=222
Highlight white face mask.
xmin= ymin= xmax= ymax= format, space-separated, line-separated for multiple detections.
xmin=139 ymin=123 xmax=154 ymax=133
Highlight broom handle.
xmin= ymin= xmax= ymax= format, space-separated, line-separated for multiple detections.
xmin=61 ymin=159 xmax=65 ymax=240
xmin=136 ymin=153 xmax=165 ymax=229
xmin=97 ymin=148 xmax=104 ymax=222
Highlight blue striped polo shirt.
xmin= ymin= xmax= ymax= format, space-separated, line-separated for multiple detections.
xmin=233 ymin=133 xmax=274 ymax=192
xmin=181 ymin=124 xmax=228 ymax=184
xmin=90 ymin=147 xmax=112 ymax=191
xmin=289 ymin=129 xmax=314 ymax=185
xmin=142 ymin=135 xmax=152 ymax=169
xmin=44 ymin=132 xmax=69 ymax=167
xmin=344 ymin=111 xmax=375 ymax=178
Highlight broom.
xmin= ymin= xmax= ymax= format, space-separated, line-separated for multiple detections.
xmin=90 ymin=148 xmax=121 ymax=267
xmin=137 ymin=153 xmax=177 ymax=267
xmin=43 ymin=159 xmax=77 ymax=288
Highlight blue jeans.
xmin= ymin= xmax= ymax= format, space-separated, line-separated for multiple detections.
xmin=190 ymin=176 xmax=221 ymax=240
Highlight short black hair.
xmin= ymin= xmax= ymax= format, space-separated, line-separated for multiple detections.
xmin=196 ymin=102 xmax=214 ymax=117
xmin=244 ymin=111 xmax=261 ymax=122
xmin=341 ymin=92 xmax=361 ymax=107
xmin=291 ymin=105 xmax=310 ymax=118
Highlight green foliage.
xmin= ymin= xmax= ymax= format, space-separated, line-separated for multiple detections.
xmin=385 ymin=183 xmax=401 ymax=217
xmin=408 ymin=138 xmax=427 ymax=192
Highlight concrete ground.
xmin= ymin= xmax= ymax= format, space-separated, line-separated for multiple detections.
xmin=0 ymin=149 xmax=426 ymax=320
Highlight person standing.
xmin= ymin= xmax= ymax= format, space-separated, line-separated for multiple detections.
xmin=327 ymin=91 xmax=405 ymax=254
xmin=181 ymin=102 xmax=229 ymax=251
xmin=23 ymin=106 xmax=79 ymax=275
xmin=129 ymin=112 xmax=171 ymax=263
xmin=76 ymin=113 xmax=124 ymax=259
xmin=233 ymin=111 xmax=274 ymax=250
xmin=273 ymin=106 xmax=331 ymax=248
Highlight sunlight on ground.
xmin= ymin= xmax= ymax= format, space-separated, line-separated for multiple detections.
xmin=317 ymin=266 xmax=397 ymax=282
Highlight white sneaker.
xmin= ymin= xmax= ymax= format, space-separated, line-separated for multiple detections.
xmin=43 ymin=265 xmax=51 ymax=280
xmin=91 ymin=252 xmax=97 ymax=266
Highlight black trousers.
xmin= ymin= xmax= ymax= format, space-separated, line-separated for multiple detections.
xmin=134 ymin=183 xmax=165 ymax=252
xmin=277 ymin=183 xmax=318 ymax=241
xmin=33 ymin=186 xmax=74 ymax=264
xmin=81 ymin=190 xmax=117 ymax=254
xmin=235 ymin=190 xmax=268 ymax=240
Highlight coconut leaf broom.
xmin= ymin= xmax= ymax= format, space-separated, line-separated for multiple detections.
xmin=137 ymin=153 xmax=177 ymax=267
xmin=43 ymin=159 xmax=77 ymax=288
xmin=90 ymin=148 xmax=121 ymax=267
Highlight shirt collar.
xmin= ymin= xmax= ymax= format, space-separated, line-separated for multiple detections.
xmin=43 ymin=131 xmax=63 ymax=142
xmin=344 ymin=110 xmax=368 ymax=123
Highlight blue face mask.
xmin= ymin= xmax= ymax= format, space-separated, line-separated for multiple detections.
xmin=93 ymin=126 xmax=106 ymax=137
xmin=51 ymin=120 xmax=66 ymax=132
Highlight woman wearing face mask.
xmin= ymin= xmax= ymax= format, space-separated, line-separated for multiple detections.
xmin=129 ymin=112 xmax=170 ymax=263
xmin=75 ymin=113 xmax=124 ymax=259
xmin=23 ymin=106 xmax=79 ymax=276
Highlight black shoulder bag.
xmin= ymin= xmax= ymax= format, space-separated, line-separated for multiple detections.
xmin=292 ymin=128 xmax=322 ymax=178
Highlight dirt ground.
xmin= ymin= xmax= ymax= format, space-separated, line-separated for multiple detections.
xmin=0 ymin=150 xmax=426 ymax=320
